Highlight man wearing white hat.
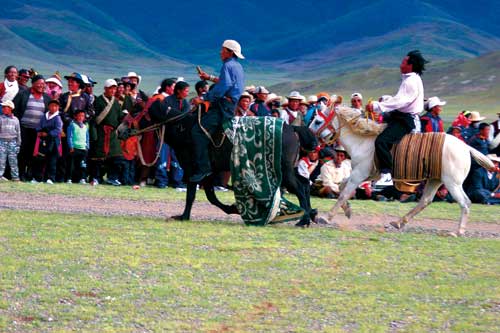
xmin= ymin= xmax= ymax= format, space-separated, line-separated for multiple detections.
xmin=462 ymin=111 xmax=486 ymax=142
xmin=350 ymin=92 xmax=363 ymax=112
xmin=280 ymin=91 xmax=305 ymax=126
xmin=250 ymin=86 xmax=271 ymax=116
xmin=421 ymin=96 xmax=445 ymax=132
xmin=88 ymin=79 xmax=125 ymax=186
xmin=191 ymin=39 xmax=245 ymax=182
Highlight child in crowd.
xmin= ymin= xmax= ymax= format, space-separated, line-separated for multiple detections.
xmin=67 ymin=110 xmax=89 ymax=184
xmin=0 ymin=100 xmax=21 ymax=181
xmin=33 ymin=99 xmax=62 ymax=183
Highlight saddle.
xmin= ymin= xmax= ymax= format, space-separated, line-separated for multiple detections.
xmin=391 ymin=133 xmax=446 ymax=193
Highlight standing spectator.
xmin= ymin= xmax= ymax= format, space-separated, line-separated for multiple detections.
xmin=190 ymin=80 xmax=209 ymax=108
xmin=420 ymin=96 xmax=445 ymax=132
xmin=67 ymin=110 xmax=89 ymax=184
xmin=82 ymin=74 xmax=97 ymax=105
xmin=13 ymin=74 xmax=50 ymax=181
xmin=44 ymin=73 xmax=63 ymax=100
xmin=350 ymin=92 xmax=363 ymax=111
xmin=88 ymin=79 xmax=124 ymax=186
xmin=17 ymin=69 xmax=31 ymax=92
xmin=33 ymin=99 xmax=63 ymax=184
xmin=234 ymin=92 xmax=254 ymax=117
xmin=266 ymin=93 xmax=282 ymax=118
xmin=0 ymin=66 xmax=19 ymax=103
xmin=280 ymin=91 xmax=305 ymax=126
xmin=58 ymin=72 xmax=93 ymax=182
xmin=0 ymin=100 xmax=21 ymax=181
xmin=149 ymin=81 xmax=190 ymax=189
xmin=250 ymin=86 xmax=271 ymax=116
xmin=126 ymin=72 xmax=149 ymax=114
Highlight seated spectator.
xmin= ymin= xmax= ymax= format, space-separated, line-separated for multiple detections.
xmin=449 ymin=126 xmax=465 ymax=142
xmin=67 ymin=110 xmax=89 ymax=184
xmin=0 ymin=100 xmax=21 ymax=181
xmin=315 ymin=146 xmax=351 ymax=198
xmin=465 ymin=154 xmax=500 ymax=205
xmin=468 ymin=122 xmax=491 ymax=155
xmin=421 ymin=96 xmax=445 ymax=132
xmin=33 ymin=99 xmax=63 ymax=184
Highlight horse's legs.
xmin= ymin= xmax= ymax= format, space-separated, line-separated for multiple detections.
xmin=172 ymin=181 xmax=198 ymax=220
xmin=203 ymin=177 xmax=239 ymax=215
xmin=443 ymin=182 xmax=471 ymax=236
xmin=391 ymin=179 xmax=441 ymax=229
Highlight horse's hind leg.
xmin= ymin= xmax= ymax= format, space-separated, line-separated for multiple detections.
xmin=390 ymin=179 xmax=441 ymax=230
xmin=204 ymin=177 xmax=239 ymax=215
xmin=443 ymin=182 xmax=471 ymax=236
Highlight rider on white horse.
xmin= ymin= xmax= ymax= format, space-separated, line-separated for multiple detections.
xmin=366 ymin=50 xmax=428 ymax=180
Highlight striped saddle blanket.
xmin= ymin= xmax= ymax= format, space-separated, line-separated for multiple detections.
xmin=392 ymin=133 xmax=446 ymax=191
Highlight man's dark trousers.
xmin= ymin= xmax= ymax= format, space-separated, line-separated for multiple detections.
xmin=191 ymin=99 xmax=234 ymax=177
xmin=375 ymin=111 xmax=415 ymax=172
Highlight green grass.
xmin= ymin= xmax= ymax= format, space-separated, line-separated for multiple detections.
xmin=1 ymin=182 xmax=499 ymax=224
xmin=0 ymin=210 xmax=499 ymax=331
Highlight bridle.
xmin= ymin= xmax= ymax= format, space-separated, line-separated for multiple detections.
xmin=314 ymin=107 xmax=339 ymax=146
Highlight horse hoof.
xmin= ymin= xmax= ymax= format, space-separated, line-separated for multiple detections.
xmin=316 ymin=216 xmax=330 ymax=225
xmin=389 ymin=221 xmax=404 ymax=230
xmin=170 ymin=215 xmax=187 ymax=221
xmin=446 ymin=232 xmax=458 ymax=238
xmin=295 ymin=221 xmax=310 ymax=228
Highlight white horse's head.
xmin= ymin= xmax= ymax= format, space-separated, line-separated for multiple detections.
xmin=308 ymin=104 xmax=336 ymax=143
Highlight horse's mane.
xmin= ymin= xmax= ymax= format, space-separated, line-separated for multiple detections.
xmin=336 ymin=106 xmax=387 ymax=136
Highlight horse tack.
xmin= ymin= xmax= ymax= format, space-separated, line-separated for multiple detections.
xmin=392 ymin=133 xmax=446 ymax=192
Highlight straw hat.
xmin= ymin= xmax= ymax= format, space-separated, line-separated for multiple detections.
xmin=287 ymin=91 xmax=304 ymax=100
xmin=1 ymin=100 xmax=15 ymax=110
xmin=469 ymin=111 xmax=485 ymax=122
xmin=266 ymin=93 xmax=282 ymax=104
xmin=307 ymin=95 xmax=318 ymax=103
xmin=238 ymin=91 xmax=253 ymax=102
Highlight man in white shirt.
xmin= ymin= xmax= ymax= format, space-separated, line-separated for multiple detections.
xmin=366 ymin=50 xmax=428 ymax=177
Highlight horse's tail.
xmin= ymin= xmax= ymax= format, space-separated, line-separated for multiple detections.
xmin=469 ymin=146 xmax=495 ymax=170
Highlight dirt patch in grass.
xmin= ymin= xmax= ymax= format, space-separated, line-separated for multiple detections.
xmin=1 ymin=192 xmax=499 ymax=238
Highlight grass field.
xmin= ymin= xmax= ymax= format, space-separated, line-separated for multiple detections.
xmin=0 ymin=183 xmax=500 ymax=331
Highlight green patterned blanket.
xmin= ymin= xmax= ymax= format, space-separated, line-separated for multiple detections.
xmin=224 ymin=117 xmax=303 ymax=226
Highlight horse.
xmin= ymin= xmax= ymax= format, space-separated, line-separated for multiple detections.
xmin=308 ymin=105 xmax=495 ymax=236
xmin=117 ymin=102 xmax=318 ymax=226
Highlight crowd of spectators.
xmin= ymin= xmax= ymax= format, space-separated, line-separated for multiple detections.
xmin=0 ymin=65 xmax=498 ymax=204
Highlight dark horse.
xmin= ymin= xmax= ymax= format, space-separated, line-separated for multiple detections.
xmin=117 ymin=101 xmax=317 ymax=226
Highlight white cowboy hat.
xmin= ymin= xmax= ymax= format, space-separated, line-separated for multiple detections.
xmin=487 ymin=154 xmax=500 ymax=163
xmin=254 ymin=86 xmax=269 ymax=94
xmin=45 ymin=75 xmax=63 ymax=88
xmin=287 ymin=91 xmax=304 ymax=100
xmin=307 ymin=95 xmax=318 ymax=103
xmin=427 ymin=96 xmax=446 ymax=110
xmin=238 ymin=91 xmax=253 ymax=101
xmin=1 ymin=100 xmax=15 ymax=109
xmin=334 ymin=145 xmax=347 ymax=152
xmin=127 ymin=71 xmax=142 ymax=84
xmin=266 ymin=93 xmax=282 ymax=104
xmin=222 ymin=40 xmax=244 ymax=59
xmin=469 ymin=111 xmax=486 ymax=122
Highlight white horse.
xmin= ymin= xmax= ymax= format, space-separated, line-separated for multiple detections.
xmin=309 ymin=106 xmax=495 ymax=236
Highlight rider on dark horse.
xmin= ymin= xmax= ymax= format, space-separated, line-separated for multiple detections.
xmin=190 ymin=40 xmax=245 ymax=183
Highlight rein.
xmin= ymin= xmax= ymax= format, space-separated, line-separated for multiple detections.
xmin=196 ymin=104 xmax=226 ymax=148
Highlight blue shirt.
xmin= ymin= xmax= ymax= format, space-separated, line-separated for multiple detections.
xmin=204 ymin=57 xmax=244 ymax=104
